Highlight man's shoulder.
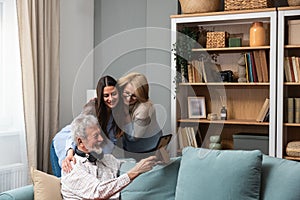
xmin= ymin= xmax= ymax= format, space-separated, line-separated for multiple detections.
xmin=103 ymin=154 xmax=118 ymax=162
xmin=101 ymin=154 xmax=121 ymax=167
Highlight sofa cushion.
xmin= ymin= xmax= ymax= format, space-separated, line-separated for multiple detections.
xmin=175 ymin=147 xmax=262 ymax=200
xmin=0 ymin=185 xmax=33 ymax=200
xmin=31 ymin=167 xmax=62 ymax=200
xmin=119 ymin=157 xmax=181 ymax=200
xmin=261 ymin=155 xmax=300 ymax=200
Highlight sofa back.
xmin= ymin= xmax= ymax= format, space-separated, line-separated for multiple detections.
xmin=119 ymin=157 xmax=181 ymax=200
xmin=261 ymin=155 xmax=300 ymax=200
xmin=2 ymin=149 xmax=300 ymax=200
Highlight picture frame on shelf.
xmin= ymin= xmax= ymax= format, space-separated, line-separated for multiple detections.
xmin=188 ymin=96 xmax=206 ymax=118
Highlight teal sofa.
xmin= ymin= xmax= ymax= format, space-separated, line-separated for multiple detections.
xmin=1 ymin=147 xmax=300 ymax=200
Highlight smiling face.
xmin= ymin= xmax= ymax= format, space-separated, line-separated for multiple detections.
xmin=122 ymin=83 xmax=138 ymax=106
xmin=81 ymin=125 xmax=103 ymax=153
xmin=103 ymin=86 xmax=119 ymax=109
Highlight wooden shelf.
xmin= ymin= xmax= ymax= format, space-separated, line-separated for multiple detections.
xmin=179 ymin=82 xmax=270 ymax=86
xmin=192 ymin=46 xmax=270 ymax=52
xmin=284 ymin=156 xmax=300 ymax=161
xmin=283 ymin=123 xmax=300 ymax=127
xmin=284 ymin=82 xmax=300 ymax=86
xmin=285 ymin=45 xmax=300 ymax=49
xmin=170 ymin=8 xmax=276 ymax=18
xmin=178 ymin=119 xmax=269 ymax=126
xmin=278 ymin=6 xmax=300 ymax=12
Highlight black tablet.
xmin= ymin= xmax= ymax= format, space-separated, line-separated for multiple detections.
xmin=155 ymin=134 xmax=172 ymax=150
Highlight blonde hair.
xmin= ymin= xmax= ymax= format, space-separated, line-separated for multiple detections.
xmin=118 ymin=72 xmax=149 ymax=103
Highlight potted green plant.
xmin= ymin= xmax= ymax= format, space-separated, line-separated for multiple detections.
xmin=172 ymin=26 xmax=199 ymax=83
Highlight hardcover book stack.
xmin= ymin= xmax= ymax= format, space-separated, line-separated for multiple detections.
xmin=177 ymin=127 xmax=200 ymax=150
xmin=185 ymin=59 xmax=221 ymax=83
xmin=286 ymin=97 xmax=300 ymax=123
xmin=284 ymin=56 xmax=300 ymax=82
xmin=244 ymin=50 xmax=269 ymax=83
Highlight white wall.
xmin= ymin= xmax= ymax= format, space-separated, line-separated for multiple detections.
xmin=60 ymin=0 xmax=94 ymax=129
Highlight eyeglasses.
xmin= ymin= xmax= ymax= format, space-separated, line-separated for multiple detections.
xmin=123 ymin=91 xmax=137 ymax=100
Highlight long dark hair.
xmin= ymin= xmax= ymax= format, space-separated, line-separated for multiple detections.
xmin=95 ymin=75 xmax=122 ymax=138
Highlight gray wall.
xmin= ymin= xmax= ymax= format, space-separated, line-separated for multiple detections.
xmin=60 ymin=0 xmax=94 ymax=128
xmin=60 ymin=0 xmax=177 ymax=139
xmin=94 ymin=0 xmax=177 ymax=136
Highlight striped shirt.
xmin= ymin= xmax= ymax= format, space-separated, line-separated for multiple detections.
xmin=61 ymin=154 xmax=131 ymax=200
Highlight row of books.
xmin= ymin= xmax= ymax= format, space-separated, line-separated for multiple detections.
xmin=184 ymin=59 xmax=221 ymax=83
xmin=245 ymin=50 xmax=269 ymax=83
xmin=286 ymin=98 xmax=300 ymax=123
xmin=284 ymin=56 xmax=300 ymax=82
xmin=182 ymin=50 xmax=269 ymax=83
xmin=256 ymin=98 xmax=270 ymax=122
xmin=177 ymin=127 xmax=199 ymax=150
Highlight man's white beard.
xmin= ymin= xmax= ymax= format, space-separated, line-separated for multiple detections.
xmin=87 ymin=144 xmax=104 ymax=160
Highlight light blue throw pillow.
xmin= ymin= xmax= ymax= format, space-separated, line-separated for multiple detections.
xmin=175 ymin=147 xmax=262 ymax=200
xmin=261 ymin=155 xmax=300 ymax=200
xmin=120 ymin=157 xmax=181 ymax=200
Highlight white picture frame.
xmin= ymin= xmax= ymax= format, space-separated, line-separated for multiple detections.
xmin=188 ymin=96 xmax=206 ymax=118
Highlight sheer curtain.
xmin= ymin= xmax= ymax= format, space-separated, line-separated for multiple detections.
xmin=16 ymin=0 xmax=60 ymax=173
xmin=0 ymin=0 xmax=28 ymax=192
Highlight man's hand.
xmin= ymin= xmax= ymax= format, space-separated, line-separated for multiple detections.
xmin=62 ymin=149 xmax=76 ymax=173
xmin=127 ymin=156 xmax=157 ymax=180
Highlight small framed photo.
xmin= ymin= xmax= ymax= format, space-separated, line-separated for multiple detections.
xmin=188 ymin=97 xmax=206 ymax=118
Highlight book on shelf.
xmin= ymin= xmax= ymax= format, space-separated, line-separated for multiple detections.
xmin=295 ymin=98 xmax=300 ymax=123
xmin=244 ymin=50 xmax=268 ymax=83
xmin=256 ymin=98 xmax=270 ymax=122
xmin=286 ymin=97 xmax=300 ymax=123
xmin=284 ymin=56 xmax=300 ymax=82
xmin=250 ymin=52 xmax=258 ymax=82
xmin=259 ymin=50 xmax=269 ymax=82
xmin=246 ymin=53 xmax=254 ymax=82
xmin=187 ymin=64 xmax=194 ymax=83
xmin=177 ymin=127 xmax=198 ymax=149
xmin=244 ymin=53 xmax=249 ymax=82
xmin=287 ymin=98 xmax=294 ymax=123
xmin=289 ymin=57 xmax=296 ymax=82
xmin=253 ymin=50 xmax=263 ymax=82
xmin=263 ymin=108 xmax=270 ymax=122
xmin=188 ymin=60 xmax=203 ymax=83
xmin=292 ymin=56 xmax=300 ymax=82
xmin=284 ymin=57 xmax=292 ymax=82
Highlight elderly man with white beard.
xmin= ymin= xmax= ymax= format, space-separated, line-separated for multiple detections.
xmin=61 ymin=114 xmax=157 ymax=200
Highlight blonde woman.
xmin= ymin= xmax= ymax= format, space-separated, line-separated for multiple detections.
xmin=117 ymin=72 xmax=162 ymax=154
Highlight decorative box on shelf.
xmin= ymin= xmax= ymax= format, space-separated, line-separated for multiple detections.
xmin=233 ymin=133 xmax=269 ymax=154
xmin=286 ymin=141 xmax=300 ymax=157
xmin=288 ymin=19 xmax=300 ymax=45
xmin=229 ymin=38 xmax=242 ymax=47
xmin=224 ymin=0 xmax=273 ymax=11
xmin=206 ymin=31 xmax=229 ymax=48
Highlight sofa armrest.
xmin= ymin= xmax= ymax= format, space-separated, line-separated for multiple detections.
xmin=0 ymin=185 xmax=33 ymax=200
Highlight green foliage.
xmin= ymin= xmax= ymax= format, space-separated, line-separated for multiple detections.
xmin=172 ymin=26 xmax=199 ymax=83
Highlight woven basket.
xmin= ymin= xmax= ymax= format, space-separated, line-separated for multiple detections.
xmin=179 ymin=0 xmax=220 ymax=14
xmin=288 ymin=0 xmax=300 ymax=6
xmin=224 ymin=0 xmax=273 ymax=11
xmin=286 ymin=141 xmax=300 ymax=157
xmin=206 ymin=32 xmax=229 ymax=48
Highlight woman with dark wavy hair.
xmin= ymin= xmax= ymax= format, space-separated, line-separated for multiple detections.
xmin=61 ymin=75 xmax=125 ymax=172
xmin=95 ymin=75 xmax=124 ymax=143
